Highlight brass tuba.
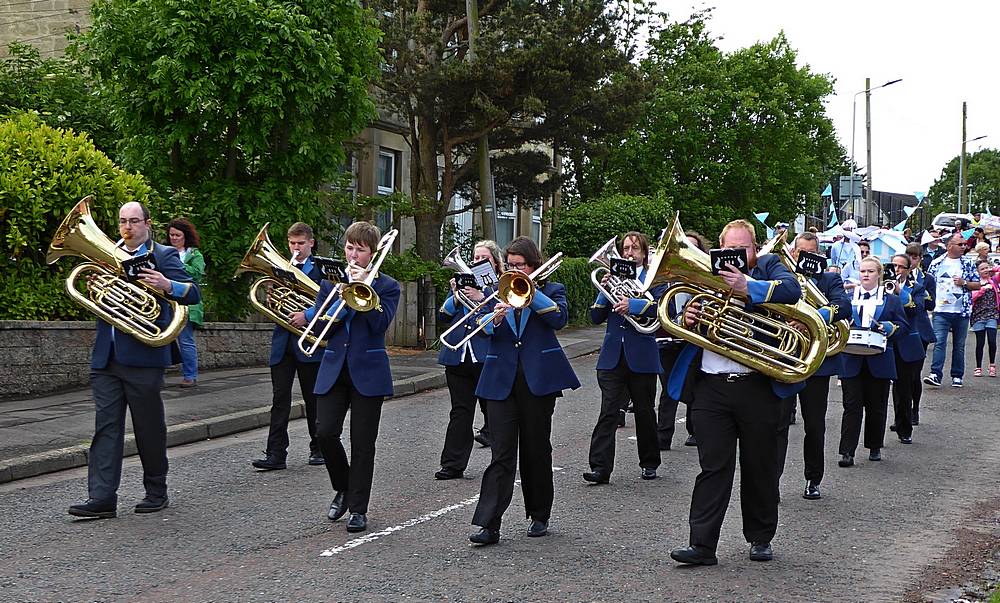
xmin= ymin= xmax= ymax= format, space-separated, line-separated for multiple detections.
xmin=589 ymin=236 xmax=660 ymax=335
xmin=644 ymin=215 xmax=827 ymax=383
xmin=46 ymin=196 xmax=188 ymax=347
xmin=233 ymin=223 xmax=323 ymax=349
xmin=758 ymin=231 xmax=850 ymax=357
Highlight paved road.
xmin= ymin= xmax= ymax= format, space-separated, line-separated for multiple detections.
xmin=2 ymin=349 xmax=999 ymax=602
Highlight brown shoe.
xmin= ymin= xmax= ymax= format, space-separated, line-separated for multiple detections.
xmin=180 ymin=379 xmax=197 ymax=388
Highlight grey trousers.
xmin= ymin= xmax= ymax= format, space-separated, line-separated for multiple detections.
xmin=88 ymin=360 xmax=168 ymax=503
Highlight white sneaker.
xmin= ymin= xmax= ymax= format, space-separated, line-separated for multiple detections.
xmin=952 ymin=377 xmax=963 ymax=388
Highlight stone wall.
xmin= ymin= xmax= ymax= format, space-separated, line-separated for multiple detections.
xmin=0 ymin=0 xmax=93 ymax=57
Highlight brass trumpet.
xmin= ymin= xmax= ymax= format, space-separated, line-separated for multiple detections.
xmin=644 ymin=215 xmax=827 ymax=383
xmin=233 ymin=223 xmax=323 ymax=349
xmin=46 ymin=196 xmax=188 ymax=347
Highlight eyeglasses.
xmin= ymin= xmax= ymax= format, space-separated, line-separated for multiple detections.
xmin=119 ymin=218 xmax=145 ymax=226
xmin=507 ymin=261 xmax=528 ymax=270
xmin=891 ymin=264 xmax=909 ymax=270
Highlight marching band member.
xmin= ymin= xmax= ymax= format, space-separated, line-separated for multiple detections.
xmin=584 ymin=232 xmax=665 ymax=484
xmin=776 ymin=232 xmax=851 ymax=501
xmin=668 ymin=219 xmax=802 ymax=566
xmin=889 ymin=254 xmax=924 ymax=445
xmin=307 ymin=222 xmax=400 ymax=533
xmin=434 ymin=241 xmax=503 ymax=480
xmin=905 ymin=243 xmax=936 ymax=426
xmin=837 ymin=257 xmax=907 ymax=467
xmin=469 ymin=237 xmax=580 ymax=545
xmin=252 ymin=222 xmax=325 ymax=471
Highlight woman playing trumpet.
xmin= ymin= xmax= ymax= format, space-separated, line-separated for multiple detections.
xmin=469 ymin=237 xmax=580 ymax=545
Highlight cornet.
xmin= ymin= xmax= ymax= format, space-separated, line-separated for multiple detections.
xmin=297 ymin=229 xmax=398 ymax=356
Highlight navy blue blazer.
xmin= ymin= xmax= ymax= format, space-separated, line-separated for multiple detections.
xmin=269 ymin=256 xmax=324 ymax=366
xmin=308 ymin=274 xmax=401 ymax=398
xmin=590 ymin=271 xmax=666 ymax=374
xmin=911 ymin=268 xmax=936 ymax=345
xmin=811 ymin=271 xmax=852 ymax=378
xmin=895 ymin=279 xmax=928 ymax=363
xmin=475 ymin=281 xmax=581 ymax=400
xmin=91 ymin=241 xmax=201 ymax=369
xmin=840 ymin=290 xmax=908 ymax=381
xmin=666 ymin=253 xmax=805 ymax=399
xmin=436 ymin=291 xmax=492 ymax=366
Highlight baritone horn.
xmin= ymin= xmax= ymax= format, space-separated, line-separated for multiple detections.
xmin=438 ymin=253 xmax=563 ymax=351
xmin=46 ymin=196 xmax=187 ymax=347
xmin=644 ymin=214 xmax=827 ymax=383
xmin=442 ymin=245 xmax=479 ymax=311
xmin=589 ymin=236 xmax=660 ymax=335
xmin=233 ymin=223 xmax=323 ymax=349
xmin=297 ymin=228 xmax=399 ymax=356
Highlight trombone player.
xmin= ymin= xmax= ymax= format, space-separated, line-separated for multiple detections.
xmin=68 ymin=201 xmax=201 ymax=519
xmin=584 ymin=232 xmax=665 ymax=485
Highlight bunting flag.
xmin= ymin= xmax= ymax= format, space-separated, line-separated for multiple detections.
xmin=892 ymin=218 xmax=908 ymax=231
xmin=766 ymin=226 xmax=775 ymax=240
xmin=903 ymin=205 xmax=918 ymax=217
xmin=827 ymin=210 xmax=838 ymax=228
xmin=914 ymin=191 xmax=926 ymax=202
xmin=753 ymin=212 xmax=770 ymax=225
xmin=961 ymin=227 xmax=976 ymax=239
xmin=821 ymin=184 xmax=832 ymax=197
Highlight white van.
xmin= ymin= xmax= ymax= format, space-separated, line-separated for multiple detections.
xmin=931 ymin=212 xmax=973 ymax=230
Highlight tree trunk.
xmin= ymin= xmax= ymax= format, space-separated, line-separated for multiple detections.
xmin=413 ymin=109 xmax=443 ymax=261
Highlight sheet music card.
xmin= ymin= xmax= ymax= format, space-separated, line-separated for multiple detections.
xmin=795 ymin=251 xmax=827 ymax=276
xmin=312 ymin=256 xmax=348 ymax=283
xmin=121 ymin=253 xmax=158 ymax=283
xmin=709 ymin=248 xmax=749 ymax=275
xmin=470 ymin=259 xmax=499 ymax=290
xmin=454 ymin=273 xmax=479 ymax=290
xmin=610 ymin=257 xmax=637 ymax=280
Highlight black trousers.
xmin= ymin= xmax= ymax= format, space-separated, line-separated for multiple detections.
xmin=776 ymin=375 xmax=830 ymax=485
xmin=315 ymin=367 xmax=384 ymax=515
xmin=88 ymin=360 xmax=168 ymax=504
xmin=439 ymin=359 xmax=485 ymax=472
xmin=265 ymin=342 xmax=320 ymax=458
xmin=911 ymin=348 xmax=927 ymax=416
xmin=839 ymin=363 xmax=889 ymax=455
xmin=472 ymin=369 xmax=556 ymax=530
xmin=656 ymin=344 xmax=694 ymax=447
xmin=892 ymin=356 xmax=921 ymax=439
xmin=588 ymin=356 xmax=659 ymax=474
xmin=688 ymin=373 xmax=782 ymax=551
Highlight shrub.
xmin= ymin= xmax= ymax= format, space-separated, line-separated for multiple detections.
xmin=545 ymin=192 xmax=675 ymax=259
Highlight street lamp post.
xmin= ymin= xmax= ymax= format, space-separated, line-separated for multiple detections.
xmin=957 ymin=126 xmax=987 ymax=213
xmin=849 ymin=78 xmax=901 ymax=226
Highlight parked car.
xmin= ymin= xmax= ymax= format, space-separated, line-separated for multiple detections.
xmin=931 ymin=212 xmax=973 ymax=231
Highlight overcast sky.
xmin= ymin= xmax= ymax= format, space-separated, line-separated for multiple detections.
xmin=656 ymin=1 xmax=998 ymax=202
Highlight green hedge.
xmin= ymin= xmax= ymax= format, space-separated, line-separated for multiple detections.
xmin=545 ymin=192 xmax=674 ymax=259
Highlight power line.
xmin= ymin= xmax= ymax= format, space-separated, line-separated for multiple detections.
xmin=1 ymin=8 xmax=87 ymax=28
xmin=0 ymin=0 xmax=64 ymax=7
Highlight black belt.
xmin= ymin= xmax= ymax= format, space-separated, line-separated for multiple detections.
xmin=702 ymin=372 xmax=760 ymax=383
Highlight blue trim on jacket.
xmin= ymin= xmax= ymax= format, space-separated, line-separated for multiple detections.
xmin=840 ymin=291 xmax=908 ymax=380
xmin=269 ymin=259 xmax=324 ymax=366
xmin=590 ymin=269 xmax=665 ymax=374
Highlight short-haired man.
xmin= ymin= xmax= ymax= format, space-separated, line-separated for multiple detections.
xmin=668 ymin=219 xmax=802 ymax=565
xmin=252 ymin=222 xmax=325 ymax=471
xmin=905 ymin=243 xmax=935 ymax=425
xmin=829 ymin=220 xmax=861 ymax=286
xmin=69 ymin=201 xmax=201 ymax=519
xmin=923 ymin=233 xmax=981 ymax=387
xmin=857 ymin=240 xmax=871 ymax=259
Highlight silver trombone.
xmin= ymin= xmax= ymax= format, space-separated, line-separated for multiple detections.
xmin=297 ymin=228 xmax=398 ymax=356
xmin=438 ymin=253 xmax=563 ymax=351
xmin=589 ymin=236 xmax=660 ymax=335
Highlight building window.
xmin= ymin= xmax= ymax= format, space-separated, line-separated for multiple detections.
xmin=530 ymin=202 xmax=543 ymax=245
xmin=377 ymin=150 xmax=396 ymax=196
xmin=496 ymin=197 xmax=515 ymax=248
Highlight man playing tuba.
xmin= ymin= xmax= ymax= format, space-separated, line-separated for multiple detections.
xmin=68 ymin=201 xmax=201 ymax=519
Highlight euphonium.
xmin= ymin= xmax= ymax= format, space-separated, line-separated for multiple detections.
xmin=644 ymin=215 xmax=827 ymax=383
xmin=46 ymin=196 xmax=188 ymax=347
xmin=233 ymin=223 xmax=323 ymax=349
xmin=758 ymin=231 xmax=850 ymax=357
xmin=442 ymin=245 xmax=478 ymax=311
xmin=588 ymin=237 xmax=660 ymax=335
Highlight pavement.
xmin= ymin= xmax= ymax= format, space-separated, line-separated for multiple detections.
xmin=0 ymin=325 xmax=605 ymax=484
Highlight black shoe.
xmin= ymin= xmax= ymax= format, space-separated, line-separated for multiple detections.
xmin=435 ymin=468 xmax=464 ymax=480
xmin=527 ymin=519 xmax=548 ymax=537
xmin=869 ymin=449 xmax=882 ymax=461
xmin=346 ymin=513 xmax=367 ymax=533
xmin=641 ymin=467 xmax=657 ymax=480
xmin=838 ymin=453 xmax=854 ymax=467
xmin=669 ymin=545 xmax=718 ymax=566
xmin=583 ymin=470 xmax=610 ymax=484
xmin=251 ymin=452 xmax=286 ymax=471
xmin=749 ymin=542 xmax=774 ymax=561
xmin=474 ymin=432 xmax=490 ymax=447
xmin=912 ymin=410 xmax=920 ymax=426
xmin=889 ymin=423 xmax=897 ymax=432
xmin=684 ymin=435 xmax=697 ymax=447
xmin=308 ymin=453 xmax=325 ymax=466
xmin=134 ymin=496 xmax=169 ymax=514
xmin=802 ymin=482 xmax=821 ymax=500
xmin=899 ymin=436 xmax=912 ymax=444
xmin=617 ymin=409 xmax=626 ymax=428
xmin=659 ymin=441 xmax=671 ymax=451
xmin=68 ymin=499 xmax=116 ymax=519
xmin=470 ymin=527 xmax=500 ymax=545
xmin=327 ymin=491 xmax=347 ymax=521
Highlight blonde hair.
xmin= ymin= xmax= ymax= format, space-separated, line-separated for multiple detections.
xmin=860 ymin=256 xmax=883 ymax=277
xmin=975 ymin=242 xmax=990 ymax=254
xmin=473 ymin=239 xmax=503 ymax=272
xmin=719 ymin=219 xmax=757 ymax=246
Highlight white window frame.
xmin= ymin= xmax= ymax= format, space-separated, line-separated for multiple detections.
xmin=377 ymin=150 xmax=396 ymax=196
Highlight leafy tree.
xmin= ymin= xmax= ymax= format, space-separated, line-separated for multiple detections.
xmin=76 ymin=0 xmax=382 ymax=318
xmin=588 ymin=11 xmax=842 ymax=237
xmin=371 ymin=0 xmax=652 ymax=261
xmin=925 ymin=148 xmax=1000 ymax=220
xmin=0 ymin=43 xmax=116 ymax=155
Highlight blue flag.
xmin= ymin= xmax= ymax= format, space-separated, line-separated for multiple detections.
xmin=914 ymin=191 xmax=926 ymax=202
xmin=827 ymin=210 xmax=838 ymax=228
xmin=821 ymin=184 xmax=832 ymax=197
xmin=753 ymin=212 xmax=770 ymax=225
xmin=893 ymin=218 xmax=907 ymax=231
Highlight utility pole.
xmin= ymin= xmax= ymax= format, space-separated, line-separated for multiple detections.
xmin=865 ymin=78 xmax=873 ymax=226
xmin=959 ymin=101 xmax=968 ymax=213
xmin=466 ymin=0 xmax=496 ymax=240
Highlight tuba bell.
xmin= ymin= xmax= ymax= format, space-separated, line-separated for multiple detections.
xmin=46 ymin=196 xmax=188 ymax=347
xmin=644 ymin=214 xmax=828 ymax=383
xmin=758 ymin=230 xmax=850 ymax=357
xmin=233 ymin=223 xmax=323 ymax=349
xmin=589 ymin=236 xmax=660 ymax=335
